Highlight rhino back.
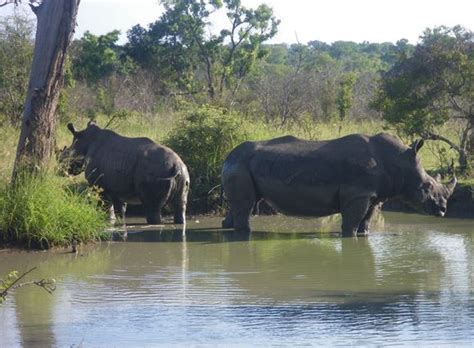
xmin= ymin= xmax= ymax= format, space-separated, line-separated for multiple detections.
xmin=249 ymin=134 xmax=381 ymax=185
xmin=84 ymin=132 xmax=179 ymax=196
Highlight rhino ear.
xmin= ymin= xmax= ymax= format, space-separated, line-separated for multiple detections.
xmin=410 ymin=139 xmax=424 ymax=154
xmin=446 ymin=176 xmax=457 ymax=195
xmin=67 ymin=123 xmax=76 ymax=135
xmin=434 ymin=173 xmax=442 ymax=183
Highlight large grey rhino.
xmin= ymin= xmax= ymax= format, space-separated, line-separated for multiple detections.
xmin=221 ymin=133 xmax=457 ymax=237
xmin=62 ymin=122 xmax=190 ymax=224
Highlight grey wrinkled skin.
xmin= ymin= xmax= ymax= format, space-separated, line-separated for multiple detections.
xmin=221 ymin=133 xmax=456 ymax=237
xmin=62 ymin=122 xmax=190 ymax=225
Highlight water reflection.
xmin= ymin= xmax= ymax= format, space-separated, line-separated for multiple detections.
xmin=0 ymin=212 xmax=473 ymax=346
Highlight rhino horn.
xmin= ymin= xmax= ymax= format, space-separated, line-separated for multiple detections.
xmin=67 ymin=123 xmax=76 ymax=135
xmin=446 ymin=176 xmax=457 ymax=195
xmin=87 ymin=120 xmax=96 ymax=127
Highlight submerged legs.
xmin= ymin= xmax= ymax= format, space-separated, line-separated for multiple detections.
xmin=341 ymin=196 xmax=374 ymax=237
xmin=221 ymin=169 xmax=256 ymax=233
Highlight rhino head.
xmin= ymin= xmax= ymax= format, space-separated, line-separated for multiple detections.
xmin=60 ymin=121 xmax=98 ymax=176
xmin=403 ymin=139 xmax=457 ymax=217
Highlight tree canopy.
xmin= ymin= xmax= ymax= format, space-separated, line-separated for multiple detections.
xmin=0 ymin=11 xmax=34 ymax=126
xmin=125 ymin=0 xmax=279 ymax=101
xmin=373 ymin=25 xmax=474 ymax=173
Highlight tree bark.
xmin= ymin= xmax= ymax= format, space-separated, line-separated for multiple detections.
xmin=12 ymin=0 xmax=80 ymax=179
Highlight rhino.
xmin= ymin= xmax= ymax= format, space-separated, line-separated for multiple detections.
xmin=221 ymin=133 xmax=457 ymax=237
xmin=61 ymin=122 xmax=190 ymax=225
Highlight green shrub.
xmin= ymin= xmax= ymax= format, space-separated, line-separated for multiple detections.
xmin=0 ymin=173 xmax=108 ymax=249
xmin=166 ymin=105 xmax=251 ymax=212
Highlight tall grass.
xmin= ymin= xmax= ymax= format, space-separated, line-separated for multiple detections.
xmin=0 ymin=125 xmax=18 ymax=182
xmin=0 ymin=173 xmax=107 ymax=249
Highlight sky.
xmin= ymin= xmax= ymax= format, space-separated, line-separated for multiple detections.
xmin=1 ymin=0 xmax=474 ymax=45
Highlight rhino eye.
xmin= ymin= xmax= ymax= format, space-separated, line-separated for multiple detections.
xmin=422 ymin=182 xmax=433 ymax=191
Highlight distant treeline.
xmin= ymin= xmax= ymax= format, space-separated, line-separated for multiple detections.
xmin=1 ymin=6 xmax=410 ymax=127
xmin=67 ymin=33 xmax=407 ymax=126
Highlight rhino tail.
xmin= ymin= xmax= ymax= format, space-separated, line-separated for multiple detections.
xmin=156 ymin=166 xmax=181 ymax=181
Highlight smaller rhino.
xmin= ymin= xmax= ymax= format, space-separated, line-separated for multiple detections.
xmin=61 ymin=122 xmax=190 ymax=225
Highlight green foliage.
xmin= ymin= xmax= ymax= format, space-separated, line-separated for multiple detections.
xmin=337 ymin=72 xmax=357 ymax=122
xmin=0 ymin=270 xmax=18 ymax=304
xmin=126 ymin=0 xmax=279 ymax=100
xmin=72 ymin=30 xmax=135 ymax=84
xmin=0 ymin=11 xmax=34 ymax=126
xmin=166 ymin=105 xmax=251 ymax=211
xmin=373 ymin=25 xmax=473 ymax=172
xmin=0 ymin=173 xmax=108 ymax=249
xmin=427 ymin=141 xmax=457 ymax=176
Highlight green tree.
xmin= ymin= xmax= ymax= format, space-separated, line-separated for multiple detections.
xmin=127 ymin=0 xmax=279 ymax=101
xmin=336 ymin=72 xmax=357 ymax=132
xmin=125 ymin=10 xmax=202 ymax=93
xmin=373 ymin=26 xmax=474 ymax=173
xmin=0 ymin=11 xmax=34 ymax=126
xmin=72 ymin=30 xmax=134 ymax=84
xmin=166 ymin=105 xmax=250 ymax=211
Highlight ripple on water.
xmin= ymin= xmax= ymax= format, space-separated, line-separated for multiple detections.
xmin=1 ymin=213 xmax=474 ymax=346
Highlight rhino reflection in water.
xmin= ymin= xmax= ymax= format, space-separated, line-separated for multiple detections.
xmin=61 ymin=122 xmax=190 ymax=224
xmin=221 ymin=133 xmax=456 ymax=237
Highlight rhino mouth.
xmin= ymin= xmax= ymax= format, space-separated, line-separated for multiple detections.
xmin=435 ymin=206 xmax=447 ymax=217
xmin=426 ymin=201 xmax=447 ymax=217
xmin=65 ymin=157 xmax=86 ymax=176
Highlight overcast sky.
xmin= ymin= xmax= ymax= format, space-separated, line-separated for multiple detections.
xmin=2 ymin=0 xmax=474 ymax=44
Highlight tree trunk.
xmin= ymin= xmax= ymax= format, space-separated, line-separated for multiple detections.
xmin=12 ymin=0 xmax=80 ymax=179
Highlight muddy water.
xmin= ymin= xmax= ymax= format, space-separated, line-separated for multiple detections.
xmin=0 ymin=212 xmax=473 ymax=346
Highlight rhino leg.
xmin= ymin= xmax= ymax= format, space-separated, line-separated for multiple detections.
xmin=340 ymin=196 xmax=372 ymax=237
xmin=144 ymin=203 xmax=163 ymax=225
xmin=102 ymin=194 xmax=120 ymax=223
xmin=143 ymin=196 xmax=167 ymax=225
xmin=222 ymin=211 xmax=233 ymax=228
xmin=222 ymin=169 xmax=256 ymax=233
xmin=356 ymin=202 xmax=380 ymax=236
xmin=172 ymin=180 xmax=189 ymax=224
xmin=141 ymin=181 xmax=173 ymax=225
xmin=108 ymin=204 xmax=116 ymax=222
xmin=112 ymin=198 xmax=127 ymax=221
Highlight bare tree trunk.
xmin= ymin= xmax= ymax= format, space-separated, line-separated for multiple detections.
xmin=12 ymin=0 xmax=80 ymax=179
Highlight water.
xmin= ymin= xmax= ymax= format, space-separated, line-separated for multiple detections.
xmin=0 ymin=212 xmax=473 ymax=346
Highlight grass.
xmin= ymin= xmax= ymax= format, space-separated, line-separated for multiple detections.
xmin=0 ymin=173 xmax=108 ymax=249
xmin=0 ymin=125 xmax=18 ymax=183
xmin=0 ymin=112 xmax=468 ymax=184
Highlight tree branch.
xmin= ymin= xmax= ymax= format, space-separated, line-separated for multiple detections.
xmin=0 ymin=267 xmax=36 ymax=299
xmin=448 ymin=95 xmax=471 ymax=118
xmin=422 ymin=130 xmax=462 ymax=154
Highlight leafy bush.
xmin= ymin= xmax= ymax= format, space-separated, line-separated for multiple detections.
xmin=166 ymin=105 xmax=251 ymax=212
xmin=0 ymin=173 xmax=108 ymax=249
